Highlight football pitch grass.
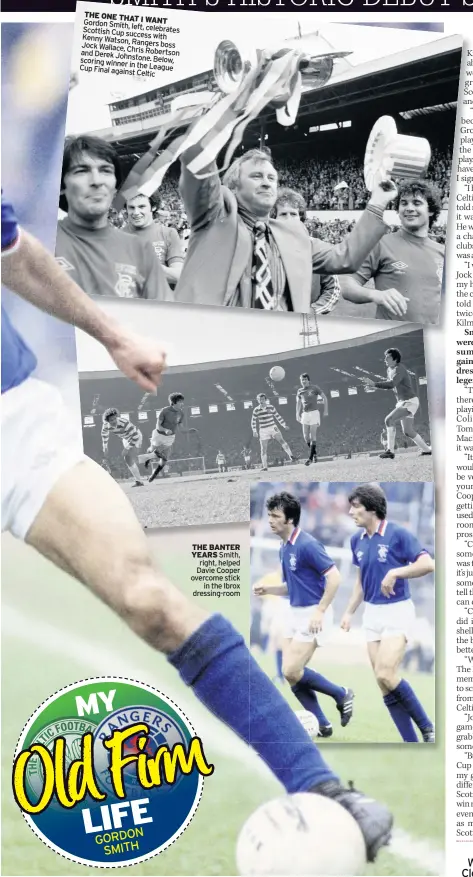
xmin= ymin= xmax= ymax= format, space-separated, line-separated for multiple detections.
xmin=2 ymin=533 xmax=442 ymax=876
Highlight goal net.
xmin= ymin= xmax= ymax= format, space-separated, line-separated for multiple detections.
xmin=161 ymin=456 xmax=206 ymax=477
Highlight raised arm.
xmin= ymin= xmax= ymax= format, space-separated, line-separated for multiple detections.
xmin=3 ymin=227 xmax=167 ymax=393
xmin=311 ymin=181 xmax=397 ymax=275
xmin=179 ymin=149 xmax=224 ymax=231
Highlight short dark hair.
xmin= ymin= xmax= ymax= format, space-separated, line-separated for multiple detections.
xmin=60 ymin=135 xmax=122 ymax=212
xmin=395 ymin=179 xmax=442 ymax=228
xmin=257 ymin=392 xmax=268 ymax=401
xmin=274 ymin=187 xmax=307 ymax=222
xmin=169 ymin=392 xmax=184 ymax=405
xmin=348 ymin=484 xmax=387 ymax=520
xmin=266 ymin=492 xmax=301 ymax=527
xmin=300 ymin=373 xmax=310 ymax=381
xmin=385 ymin=348 xmax=401 ymax=363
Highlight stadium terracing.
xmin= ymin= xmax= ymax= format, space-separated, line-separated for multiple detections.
xmin=79 ymin=325 xmax=430 ymax=472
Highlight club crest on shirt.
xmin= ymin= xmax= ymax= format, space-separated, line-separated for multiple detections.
xmin=356 ymin=550 xmax=364 ymax=562
xmin=289 ymin=553 xmax=297 ymax=571
xmin=115 ymin=263 xmax=138 ymax=297
xmin=378 ymin=544 xmax=389 ymax=562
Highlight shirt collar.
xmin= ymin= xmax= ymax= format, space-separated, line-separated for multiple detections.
xmin=287 ymin=527 xmax=301 ymax=545
xmin=360 ymin=519 xmax=388 ymax=539
xmin=238 ymin=203 xmax=271 ymax=232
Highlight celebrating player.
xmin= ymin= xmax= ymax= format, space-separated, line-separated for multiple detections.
xmin=102 ymin=408 xmax=144 ymax=487
xmin=125 ymin=192 xmax=184 ymax=288
xmin=254 ymin=492 xmax=354 ymax=738
xmin=296 ymin=373 xmax=328 ymax=466
xmin=56 ymin=136 xmax=171 ymax=301
xmin=341 ymin=484 xmax=435 ymax=742
xmin=360 ymin=348 xmax=431 ymax=459
xmin=145 ymin=392 xmax=195 ymax=482
xmin=251 ymin=393 xmax=294 ymax=471
xmin=2 ymin=194 xmax=393 ymax=861
xmin=339 ymin=179 xmax=444 ymax=325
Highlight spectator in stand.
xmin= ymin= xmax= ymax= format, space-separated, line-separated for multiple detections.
xmin=273 ymin=188 xmax=340 ymax=315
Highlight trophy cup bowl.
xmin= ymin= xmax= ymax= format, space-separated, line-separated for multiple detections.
xmin=364 ymin=115 xmax=431 ymax=191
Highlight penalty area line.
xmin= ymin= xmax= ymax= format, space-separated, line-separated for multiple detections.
xmin=3 ymin=604 xmax=444 ymax=875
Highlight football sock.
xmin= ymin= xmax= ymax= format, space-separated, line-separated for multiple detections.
xmin=129 ymin=462 xmax=142 ymax=482
xmin=393 ymin=679 xmax=433 ymax=732
xmin=148 ymin=460 xmax=165 ymax=482
xmin=310 ymin=441 xmax=317 ymax=460
xmin=261 ymin=451 xmax=268 ymax=468
xmin=169 ymin=614 xmax=338 ymax=792
xmin=383 ymin=691 xmax=419 ymax=742
xmin=281 ymin=441 xmax=292 ymax=458
xmin=291 ymin=682 xmax=331 ymax=727
xmin=275 ymin=648 xmax=284 ymax=680
xmin=300 ymin=667 xmax=346 ymax=703
xmin=386 ymin=427 xmax=396 ymax=452
xmin=411 ymin=433 xmax=431 ymax=452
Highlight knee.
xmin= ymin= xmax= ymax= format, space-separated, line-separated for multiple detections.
xmin=282 ymin=661 xmax=302 ymax=687
xmin=374 ymin=664 xmax=397 ymax=691
xmin=118 ymin=555 xmax=197 ymax=651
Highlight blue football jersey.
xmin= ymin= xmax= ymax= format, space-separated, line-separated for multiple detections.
xmin=2 ymin=195 xmax=37 ymax=393
xmin=280 ymin=527 xmax=335 ymax=608
xmin=351 ymin=519 xmax=429 ymax=605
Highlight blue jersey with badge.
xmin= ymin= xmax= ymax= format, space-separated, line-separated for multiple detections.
xmin=351 ymin=520 xmax=429 ymax=605
xmin=280 ymin=527 xmax=335 ymax=608
xmin=2 ymin=196 xmax=37 ymax=393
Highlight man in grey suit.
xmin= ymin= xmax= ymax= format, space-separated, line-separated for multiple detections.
xmin=175 ymin=147 xmax=397 ymax=312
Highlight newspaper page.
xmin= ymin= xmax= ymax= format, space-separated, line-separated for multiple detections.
xmin=0 ymin=2 xmax=471 ymax=877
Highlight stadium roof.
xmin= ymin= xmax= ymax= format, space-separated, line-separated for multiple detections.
xmin=80 ymin=324 xmax=421 ymax=381
xmin=92 ymin=34 xmax=461 ymax=156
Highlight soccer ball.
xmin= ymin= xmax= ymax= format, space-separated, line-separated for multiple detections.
xmin=295 ymin=709 xmax=320 ymax=738
xmin=269 ymin=366 xmax=285 ymax=382
xmin=236 ymin=793 xmax=366 ymax=876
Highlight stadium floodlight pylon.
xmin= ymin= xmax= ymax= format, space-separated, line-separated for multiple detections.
xmin=300 ymin=311 xmax=320 ymax=347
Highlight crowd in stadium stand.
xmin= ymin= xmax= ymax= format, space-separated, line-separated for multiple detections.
xmin=108 ymin=142 xmax=450 ymax=249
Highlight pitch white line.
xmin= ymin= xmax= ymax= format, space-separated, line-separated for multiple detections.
xmin=4 ymin=605 xmax=444 ymax=875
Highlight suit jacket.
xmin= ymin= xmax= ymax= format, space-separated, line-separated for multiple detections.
xmin=175 ymin=160 xmax=388 ymax=312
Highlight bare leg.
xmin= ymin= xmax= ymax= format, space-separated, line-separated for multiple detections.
xmin=260 ymin=439 xmax=269 ymax=469
xmin=400 ymin=416 xmax=431 ymax=452
xmin=26 ymin=458 xmax=206 ymax=652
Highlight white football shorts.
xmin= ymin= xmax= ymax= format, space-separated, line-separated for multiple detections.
xmin=362 ymin=599 xmax=416 ymax=643
xmin=300 ymin=409 xmax=321 ymax=427
xmin=259 ymin=425 xmax=282 ymax=442
xmin=123 ymin=431 xmax=143 ymax=451
xmin=151 ymin=432 xmax=175 ymax=452
xmin=395 ymin=397 xmax=419 ymax=417
xmin=2 ymin=377 xmax=85 ymax=540
xmin=283 ymin=603 xmax=334 ymax=646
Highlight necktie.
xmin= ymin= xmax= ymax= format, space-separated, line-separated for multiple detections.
xmin=252 ymin=221 xmax=275 ymax=310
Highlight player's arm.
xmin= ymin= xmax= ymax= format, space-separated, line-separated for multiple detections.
xmin=315 ymin=386 xmax=328 ymax=417
xmin=253 ymin=581 xmax=289 ymax=597
xmin=2 ymin=226 xmax=166 ymax=393
xmin=361 ymin=365 xmax=405 ymax=391
xmin=179 ymin=148 xmax=223 ymax=231
xmin=309 ymin=564 xmax=341 ymax=633
xmin=163 ymin=227 xmax=185 ymax=285
xmin=272 ymin=406 xmax=288 ymax=430
xmin=295 ymin=392 xmax=303 ymax=423
xmin=156 ymin=410 xmax=172 ymax=436
xmin=251 ymin=409 xmax=258 ymax=437
xmin=310 ymin=181 xmax=397 ymax=275
xmin=339 ymin=254 xmax=409 ymax=319
xmin=380 ymin=553 xmax=434 ymax=598
xmin=340 ymin=568 xmax=364 ymax=631
xmin=101 ymin=422 xmax=110 ymax=454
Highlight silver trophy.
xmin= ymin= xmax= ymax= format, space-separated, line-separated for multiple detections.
xmin=364 ymin=115 xmax=431 ymax=191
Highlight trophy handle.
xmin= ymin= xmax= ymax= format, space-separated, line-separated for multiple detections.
xmin=214 ymin=40 xmax=258 ymax=95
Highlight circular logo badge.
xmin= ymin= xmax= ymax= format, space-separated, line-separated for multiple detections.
xmin=13 ymin=678 xmax=211 ymax=867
